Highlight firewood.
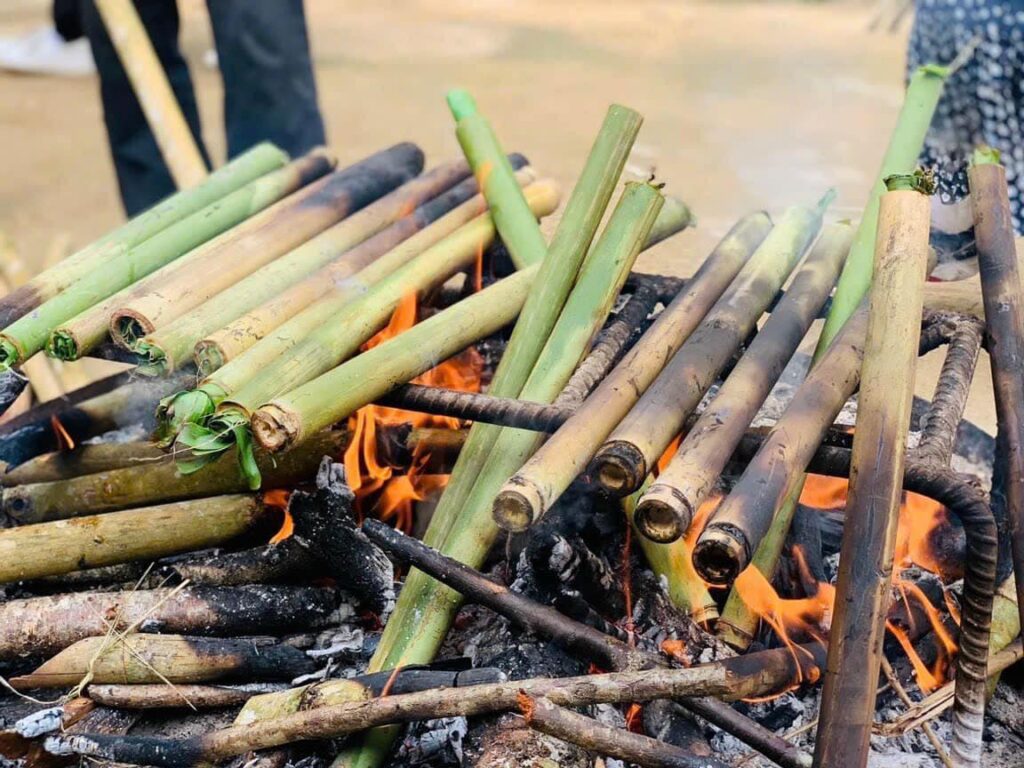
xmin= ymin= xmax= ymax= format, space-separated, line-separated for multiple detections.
xmin=587 ymin=194 xmax=832 ymax=499
xmin=815 ymin=172 xmax=932 ymax=768
xmin=2 ymin=441 xmax=168 ymax=485
xmin=0 ymin=151 xmax=333 ymax=370
xmin=86 ymin=683 xmax=284 ymax=710
xmin=10 ymin=634 xmax=314 ymax=689
xmin=0 ymin=585 xmax=336 ymax=660
xmin=158 ymin=541 xmax=316 ymax=587
xmin=635 ymin=221 xmax=852 ymax=542
xmin=0 ymin=495 xmax=272 ymax=583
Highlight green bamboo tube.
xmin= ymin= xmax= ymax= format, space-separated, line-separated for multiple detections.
xmin=154 ymin=173 xmax=546 ymax=445
xmin=489 ymin=214 xmax=771 ymax=531
xmin=195 ymin=163 xmax=534 ymax=374
xmin=635 ymin=222 xmax=853 ymax=542
xmin=0 ymin=494 xmax=268 ymax=583
xmin=693 ymin=307 xmax=869 ymax=589
xmin=814 ymin=179 xmax=931 ymax=768
xmin=2 ymin=430 xmax=347 ymax=524
xmin=448 ymin=90 xmax=548 ymax=269
xmin=590 ymin=194 xmax=833 ymax=499
xmin=354 ymin=182 xmax=662 ymax=736
xmin=108 ymin=144 xmax=424 ymax=353
xmin=0 ymin=144 xmax=287 ymax=330
xmin=134 ymin=159 xmax=469 ymax=375
xmin=2 ymin=442 xmax=169 ymax=486
xmin=250 ymin=266 xmax=540 ymax=453
xmin=0 ymin=151 xmax=332 ymax=370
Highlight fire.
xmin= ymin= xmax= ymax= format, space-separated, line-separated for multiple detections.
xmin=50 ymin=415 xmax=75 ymax=451
xmin=264 ymin=489 xmax=293 ymax=544
xmin=343 ymin=292 xmax=483 ymax=533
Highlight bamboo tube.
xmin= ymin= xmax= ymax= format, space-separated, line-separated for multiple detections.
xmin=0 ymin=144 xmax=287 ymax=329
xmin=2 ymin=441 xmax=168 ymax=485
xmin=0 ymin=151 xmax=332 ymax=369
xmin=0 ymin=495 xmax=269 ymax=583
xmin=0 ymin=585 xmax=336 ymax=660
xmin=251 ymin=267 xmax=541 ymax=453
xmin=589 ymin=194 xmax=831 ymax=500
xmin=108 ymin=144 xmax=424 ymax=353
xmin=814 ymin=176 xmax=931 ymax=768
xmin=635 ymin=222 xmax=853 ymax=542
xmin=93 ymin=0 xmax=207 ymax=187
xmin=442 ymin=224 xmax=786 ymax=542
xmin=11 ymin=634 xmax=313 ymax=689
xmin=2 ymin=430 xmax=346 ymax=524
xmin=154 ymin=171 xmax=542 ymax=444
xmin=969 ymin=150 xmax=1024 ymax=649
xmin=195 ymin=159 xmax=531 ymax=373
xmin=693 ymin=307 xmax=869 ymax=586
xmin=134 ymin=159 xmax=470 ymax=374
xmin=448 ymin=89 xmax=548 ymax=269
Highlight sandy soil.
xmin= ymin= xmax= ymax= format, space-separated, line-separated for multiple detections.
xmin=0 ymin=0 xmax=998 ymax=432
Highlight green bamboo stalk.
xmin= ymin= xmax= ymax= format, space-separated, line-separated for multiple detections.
xmin=133 ymin=160 xmax=469 ymax=375
xmin=0 ymin=150 xmax=334 ymax=369
xmin=152 ymin=171 xmax=542 ymax=446
xmin=448 ymin=89 xmax=548 ymax=269
xmin=0 ymin=143 xmax=288 ymax=329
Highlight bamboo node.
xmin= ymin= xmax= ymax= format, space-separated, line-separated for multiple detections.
xmin=492 ymin=483 xmax=539 ymax=532
xmin=634 ymin=484 xmax=692 ymax=542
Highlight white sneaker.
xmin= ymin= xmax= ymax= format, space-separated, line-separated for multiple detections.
xmin=0 ymin=26 xmax=95 ymax=77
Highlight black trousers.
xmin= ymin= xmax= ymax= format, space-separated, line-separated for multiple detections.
xmin=80 ymin=0 xmax=326 ymax=216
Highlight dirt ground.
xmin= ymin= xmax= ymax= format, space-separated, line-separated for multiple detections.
xmin=0 ymin=0 xmax=999 ymax=432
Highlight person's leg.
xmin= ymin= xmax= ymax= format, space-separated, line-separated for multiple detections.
xmin=80 ymin=0 xmax=210 ymax=216
xmin=206 ymin=0 xmax=326 ymax=160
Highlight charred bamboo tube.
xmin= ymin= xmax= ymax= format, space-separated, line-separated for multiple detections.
xmin=589 ymin=194 xmax=832 ymax=499
xmin=93 ymin=0 xmax=207 ymax=187
xmin=483 ymin=216 xmax=772 ymax=528
xmin=158 ymin=541 xmax=315 ymax=587
xmin=0 ymin=585 xmax=335 ymax=660
xmin=970 ymin=150 xmax=1024 ymax=654
xmin=11 ymin=634 xmax=314 ymax=689
xmin=693 ymin=307 xmax=869 ymax=586
xmin=448 ymin=90 xmax=549 ymax=269
xmin=0 ymin=495 xmax=270 ymax=583
xmin=195 ymin=159 xmax=530 ymax=373
xmin=814 ymin=175 xmax=931 ymax=768
xmin=520 ymin=696 xmax=728 ymax=768
xmin=87 ymin=683 xmax=285 ymax=710
xmin=636 ymin=222 xmax=853 ymax=542
xmin=2 ymin=430 xmax=346 ymax=523
xmin=2 ymin=442 xmax=168 ymax=485
xmin=0 ymin=144 xmax=287 ymax=329
xmin=0 ymin=152 xmax=331 ymax=369
xmin=108 ymin=144 xmax=424 ymax=353
xmin=251 ymin=267 xmax=541 ymax=453
xmin=134 ymin=159 xmax=467 ymax=374
xmin=51 ymin=641 xmax=824 ymax=767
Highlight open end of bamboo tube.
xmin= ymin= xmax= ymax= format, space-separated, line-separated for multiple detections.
xmin=251 ymin=405 xmax=297 ymax=454
xmin=634 ymin=484 xmax=692 ymax=543
xmin=46 ymin=329 xmax=80 ymax=361
xmin=112 ymin=313 xmax=153 ymax=351
xmin=692 ymin=525 xmax=749 ymax=585
xmin=154 ymin=389 xmax=218 ymax=446
xmin=194 ymin=340 xmax=226 ymax=377
xmin=136 ymin=339 xmax=171 ymax=377
xmin=492 ymin=483 xmax=541 ymax=532
xmin=591 ymin=441 xmax=647 ymax=497
xmin=0 ymin=337 xmax=24 ymax=370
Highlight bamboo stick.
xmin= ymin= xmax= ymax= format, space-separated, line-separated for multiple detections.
xmin=589 ymin=194 xmax=832 ymax=499
xmin=0 ymin=151 xmax=332 ymax=369
xmin=0 ymin=144 xmax=287 ymax=329
xmin=195 ymin=158 xmax=531 ymax=373
xmin=969 ymin=149 xmax=1024 ymax=652
xmin=12 ymin=634 xmax=313 ymax=689
xmin=108 ymin=144 xmax=424 ymax=353
xmin=635 ymin=222 xmax=852 ymax=542
xmin=693 ymin=307 xmax=869 ymax=587
xmin=251 ymin=266 xmax=541 ymax=453
xmin=2 ymin=430 xmax=346 ymax=523
xmin=93 ymin=0 xmax=208 ymax=187
xmin=0 ymin=585 xmax=336 ymax=660
xmin=2 ymin=441 xmax=168 ymax=485
xmin=448 ymin=89 xmax=548 ymax=269
xmin=87 ymin=683 xmax=285 ymax=710
xmin=134 ymin=158 xmax=468 ymax=374
xmin=0 ymin=495 xmax=270 ymax=583
xmin=814 ymin=174 xmax=931 ymax=768
xmin=156 ymin=173 xmax=547 ymax=447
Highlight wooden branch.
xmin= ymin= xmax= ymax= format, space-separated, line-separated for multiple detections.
xmin=86 ymin=683 xmax=284 ymax=710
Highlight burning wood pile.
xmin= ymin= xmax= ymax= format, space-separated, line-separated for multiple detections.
xmin=0 ymin=67 xmax=1022 ymax=768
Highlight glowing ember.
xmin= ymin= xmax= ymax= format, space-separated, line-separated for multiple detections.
xmin=50 ymin=415 xmax=75 ymax=451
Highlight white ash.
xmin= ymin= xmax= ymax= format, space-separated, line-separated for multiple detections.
xmin=395 ymin=717 xmax=468 ymax=765
xmin=12 ymin=706 xmax=63 ymax=738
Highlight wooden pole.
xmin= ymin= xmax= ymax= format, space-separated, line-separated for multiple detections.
xmin=813 ymin=174 xmax=931 ymax=768
xmin=93 ymin=0 xmax=208 ymax=188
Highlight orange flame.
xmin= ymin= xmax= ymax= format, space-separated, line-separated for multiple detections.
xmin=264 ymin=489 xmax=293 ymax=544
xmin=50 ymin=415 xmax=75 ymax=451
